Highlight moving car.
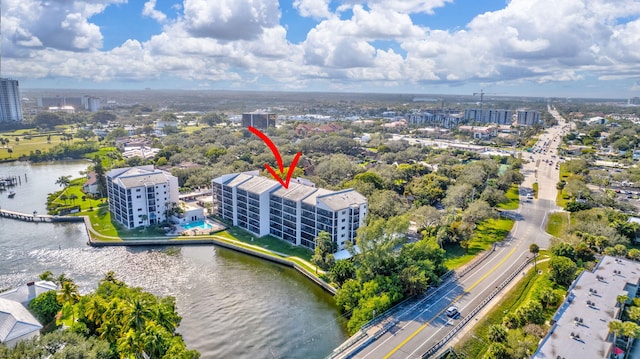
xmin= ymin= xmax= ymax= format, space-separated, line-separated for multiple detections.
xmin=446 ymin=306 xmax=460 ymax=318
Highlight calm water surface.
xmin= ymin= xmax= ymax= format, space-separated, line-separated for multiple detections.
xmin=0 ymin=161 xmax=347 ymax=358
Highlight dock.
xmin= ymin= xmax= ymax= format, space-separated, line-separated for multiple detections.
xmin=0 ymin=176 xmax=20 ymax=190
xmin=0 ymin=208 xmax=83 ymax=223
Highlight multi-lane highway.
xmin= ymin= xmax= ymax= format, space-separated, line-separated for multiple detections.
xmin=332 ymin=109 xmax=568 ymax=359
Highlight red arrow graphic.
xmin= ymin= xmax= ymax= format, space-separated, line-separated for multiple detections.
xmin=248 ymin=126 xmax=302 ymax=189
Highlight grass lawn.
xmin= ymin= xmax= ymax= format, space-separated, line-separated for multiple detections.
xmin=532 ymin=182 xmax=539 ymax=198
xmin=497 ymin=185 xmax=519 ymax=210
xmin=444 ymin=218 xmax=515 ymax=270
xmin=547 ymin=212 xmax=570 ymax=239
xmin=454 ymin=257 xmax=560 ymax=358
xmin=216 ymin=227 xmax=313 ymax=261
xmin=556 ymin=189 xmax=569 ymax=208
xmin=0 ymin=131 xmax=85 ymax=160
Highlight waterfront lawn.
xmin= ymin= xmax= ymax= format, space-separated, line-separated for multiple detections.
xmin=49 ymin=178 xmax=104 ymax=214
xmin=0 ymin=130 xmax=84 ymax=160
xmin=547 ymin=211 xmax=570 ymax=239
xmin=497 ymin=185 xmax=519 ymax=210
xmin=454 ymin=257 xmax=560 ymax=358
xmin=444 ymin=218 xmax=515 ymax=270
xmin=217 ymin=227 xmax=313 ymax=261
xmin=83 ymin=147 xmax=121 ymax=167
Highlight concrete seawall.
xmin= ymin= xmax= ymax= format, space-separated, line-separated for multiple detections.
xmin=1 ymin=209 xmax=337 ymax=295
xmin=88 ymin=235 xmax=337 ymax=295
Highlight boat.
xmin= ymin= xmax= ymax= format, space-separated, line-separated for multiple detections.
xmin=8 ymin=190 xmax=15 ymax=198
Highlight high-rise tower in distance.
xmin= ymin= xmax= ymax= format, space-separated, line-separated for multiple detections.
xmin=0 ymin=0 xmax=24 ymax=123
xmin=0 ymin=78 xmax=23 ymax=122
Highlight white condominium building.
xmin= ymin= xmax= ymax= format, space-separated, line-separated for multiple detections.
xmin=106 ymin=165 xmax=179 ymax=229
xmin=212 ymin=172 xmax=367 ymax=251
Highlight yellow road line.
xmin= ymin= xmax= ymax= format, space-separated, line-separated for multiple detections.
xmin=382 ymin=245 xmax=518 ymax=359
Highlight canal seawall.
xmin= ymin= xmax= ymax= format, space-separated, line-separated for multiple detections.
xmin=0 ymin=209 xmax=337 ymax=295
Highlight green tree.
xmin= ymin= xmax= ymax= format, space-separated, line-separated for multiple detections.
xmin=623 ymin=321 xmax=640 ymax=352
xmin=608 ymin=320 xmax=623 ymax=346
xmin=28 ymin=290 xmax=62 ymax=324
xmin=57 ymin=279 xmax=80 ymax=321
xmin=529 ymin=243 xmax=540 ymax=271
xmin=628 ymin=306 xmax=640 ymax=324
xmin=55 ymin=175 xmax=72 ymax=188
xmin=617 ymin=295 xmax=630 ymax=319
xmin=75 ymin=128 xmax=96 ymax=142
xmin=549 ymin=256 xmax=578 ymax=286
xmin=484 ymin=342 xmax=509 ymax=359
xmin=488 ymin=324 xmax=507 ymax=343
xmin=93 ymin=155 xmax=107 ymax=198
xmin=330 ymin=260 xmax=355 ymax=286
xmin=311 ymin=231 xmax=336 ymax=271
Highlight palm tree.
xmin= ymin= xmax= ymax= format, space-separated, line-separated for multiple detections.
xmin=141 ymin=214 xmax=149 ymax=228
xmin=617 ymin=295 xmax=630 ymax=319
xmin=69 ymin=193 xmax=78 ymax=205
xmin=39 ymin=270 xmax=55 ymax=282
xmin=98 ymin=319 xmax=120 ymax=344
xmin=629 ymin=307 xmax=640 ymax=324
xmin=530 ymin=243 xmax=540 ymax=271
xmin=488 ymin=324 xmax=507 ymax=343
xmin=610 ymin=320 xmax=624 ymax=349
xmin=57 ymin=280 xmax=80 ymax=322
xmin=84 ymin=296 xmax=105 ymax=328
xmin=55 ymin=175 xmax=71 ymax=188
xmin=128 ymin=298 xmax=151 ymax=332
xmin=623 ymin=321 xmax=640 ymax=352
xmin=60 ymin=194 xmax=68 ymax=204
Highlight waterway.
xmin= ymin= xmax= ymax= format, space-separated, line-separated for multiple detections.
xmin=0 ymin=160 xmax=348 ymax=358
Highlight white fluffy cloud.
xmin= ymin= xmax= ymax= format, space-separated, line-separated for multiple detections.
xmin=3 ymin=0 xmax=640 ymax=95
xmin=182 ymin=0 xmax=280 ymax=40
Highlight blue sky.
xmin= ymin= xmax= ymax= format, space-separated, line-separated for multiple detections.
xmin=2 ymin=0 xmax=640 ymax=98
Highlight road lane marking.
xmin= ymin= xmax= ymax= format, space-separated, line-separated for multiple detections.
xmin=407 ymin=250 xmax=529 ymax=358
xmin=381 ymin=246 xmax=519 ymax=359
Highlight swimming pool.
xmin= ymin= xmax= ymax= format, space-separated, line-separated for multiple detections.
xmin=181 ymin=220 xmax=213 ymax=230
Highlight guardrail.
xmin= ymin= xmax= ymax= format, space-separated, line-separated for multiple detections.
xmin=326 ymin=269 xmax=456 ymax=359
xmin=421 ymin=256 xmax=534 ymax=358
xmin=327 ymin=241 xmax=502 ymax=359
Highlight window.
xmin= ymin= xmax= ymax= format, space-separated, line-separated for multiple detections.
xmin=136 ymin=188 xmax=141 ymax=192
xmin=342 ymin=218 xmax=346 ymax=222
xmin=136 ymin=195 xmax=141 ymax=199
xmin=138 ymin=208 xmax=142 ymax=211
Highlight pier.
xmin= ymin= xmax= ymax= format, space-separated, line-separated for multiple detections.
xmin=0 ymin=208 xmax=82 ymax=223
xmin=0 ymin=175 xmax=21 ymax=190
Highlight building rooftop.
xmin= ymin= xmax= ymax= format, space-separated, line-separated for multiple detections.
xmin=0 ymin=281 xmax=57 ymax=306
xmin=318 ymin=189 xmax=368 ymax=211
xmin=271 ymin=182 xmax=318 ymax=202
xmin=0 ymin=298 xmax=42 ymax=343
xmin=118 ymin=172 xmax=169 ymax=189
xmin=224 ymin=173 xmax=253 ymax=187
xmin=237 ymin=176 xmax=280 ymax=195
xmin=534 ymin=256 xmax=640 ymax=359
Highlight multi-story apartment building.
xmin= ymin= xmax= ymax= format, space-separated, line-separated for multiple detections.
xmin=241 ymin=112 xmax=276 ymax=129
xmin=516 ymin=110 xmax=541 ymax=126
xmin=408 ymin=110 xmax=463 ymax=128
xmin=106 ymin=165 xmax=179 ymax=229
xmin=464 ymin=109 xmax=514 ymax=125
xmin=0 ymin=78 xmax=23 ymax=122
xmin=212 ymin=172 xmax=367 ymax=251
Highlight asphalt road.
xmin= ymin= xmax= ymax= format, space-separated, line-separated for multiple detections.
xmin=334 ymin=110 xmax=567 ymax=359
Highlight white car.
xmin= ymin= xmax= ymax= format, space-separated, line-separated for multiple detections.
xmin=446 ymin=306 xmax=460 ymax=318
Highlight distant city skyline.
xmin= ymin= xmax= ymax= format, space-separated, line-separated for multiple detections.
xmin=2 ymin=0 xmax=640 ymax=99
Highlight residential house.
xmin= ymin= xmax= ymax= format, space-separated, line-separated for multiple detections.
xmin=0 ymin=298 xmax=43 ymax=348
xmin=82 ymin=172 xmax=100 ymax=196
